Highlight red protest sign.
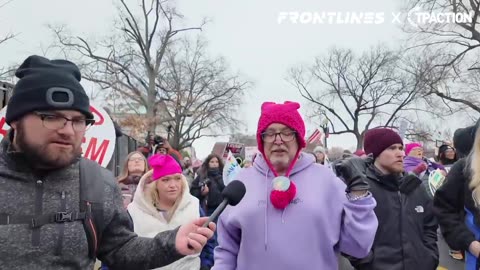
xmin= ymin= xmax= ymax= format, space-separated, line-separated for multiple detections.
xmin=0 ymin=103 xmax=116 ymax=168
xmin=0 ymin=117 xmax=7 ymax=137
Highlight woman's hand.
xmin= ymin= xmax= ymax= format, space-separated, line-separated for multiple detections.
xmin=201 ymin=185 xmax=209 ymax=196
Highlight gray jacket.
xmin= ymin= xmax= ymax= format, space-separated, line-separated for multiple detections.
xmin=0 ymin=137 xmax=184 ymax=269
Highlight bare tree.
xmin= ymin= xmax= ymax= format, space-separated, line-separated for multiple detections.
xmin=404 ymin=121 xmax=435 ymax=143
xmin=0 ymin=0 xmax=17 ymax=81
xmin=0 ymin=32 xmax=14 ymax=47
xmin=50 ymin=0 xmax=206 ymax=133
xmin=0 ymin=0 xmax=16 ymax=48
xmin=404 ymin=0 xmax=480 ymax=113
xmin=159 ymin=38 xmax=250 ymax=150
xmin=289 ymin=46 xmax=427 ymax=150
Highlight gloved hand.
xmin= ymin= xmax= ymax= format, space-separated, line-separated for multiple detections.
xmin=412 ymin=162 xmax=428 ymax=175
xmin=335 ymin=158 xmax=370 ymax=193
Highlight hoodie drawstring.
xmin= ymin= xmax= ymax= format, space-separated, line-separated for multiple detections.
xmin=264 ymin=169 xmax=269 ymax=251
xmin=263 ymin=170 xmax=292 ymax=250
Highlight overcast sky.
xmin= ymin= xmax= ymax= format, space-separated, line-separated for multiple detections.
xmin=0 ymin=0 xmax=467 ymax=159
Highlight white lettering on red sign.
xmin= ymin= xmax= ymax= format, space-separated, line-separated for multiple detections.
xmin=82 ymin=137 xmax=111 ymax=165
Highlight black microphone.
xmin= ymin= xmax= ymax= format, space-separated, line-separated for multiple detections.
xmin=202 ymin=180 xmax=246 ymax=227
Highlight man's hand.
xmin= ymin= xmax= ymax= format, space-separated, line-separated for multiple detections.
xmin=176 ymin=217 xmax=216 ymax=255
xmin=469 ymin=241 xmax=480 ymax=257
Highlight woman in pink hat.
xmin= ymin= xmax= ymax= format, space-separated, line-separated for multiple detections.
xmin=127 ymin=154 xmax=215 ymax=270
xmin=404 ymin=142 xmax=445 ymax=180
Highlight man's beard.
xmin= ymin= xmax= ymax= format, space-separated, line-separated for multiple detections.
xmin=15 ymin=123 xmax=82 ymax=169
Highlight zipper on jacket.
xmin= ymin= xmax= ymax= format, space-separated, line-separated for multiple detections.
xmin=32 ymin=179 xmax=44 ymax=246
xmin=86 ymin=202 xmax=98 ymax=256
xmin=55 ymin=191 xmax=67 ymax=255
xmin=398 ymin=191 xmax=406 ymax=270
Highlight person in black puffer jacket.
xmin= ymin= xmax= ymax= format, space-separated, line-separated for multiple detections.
xmin=338 ymin=128 xmax=438 ymax=270
xmin=434 ymin=120 xmax=480 ymax=270
xmin=190 ymin=154 xmax=225 ymax=218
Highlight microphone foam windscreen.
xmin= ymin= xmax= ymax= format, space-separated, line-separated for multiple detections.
xmin=222 ymin=180 xmax=246 ymax=206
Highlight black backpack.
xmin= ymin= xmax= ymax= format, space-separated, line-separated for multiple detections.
xmin=0 ymin=158 xmax=107 ymax=259
xmin=79 ymin=158 xmax=107 ymax=258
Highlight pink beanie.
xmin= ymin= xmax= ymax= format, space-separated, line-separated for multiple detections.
xmin=148 ymin=154 xmax=182 ymax=181
xmin=354 ymin=149 xmax=366 ymax=156
xmin=405 ymin=142 xmax=423 ymax=156
xmin=256 ymin=101 xmax=306 ymax=154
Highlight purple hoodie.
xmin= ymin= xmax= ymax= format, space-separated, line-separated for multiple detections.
xmin=213 ymin=152 xmax=378 ymax=270
xmin=404 ymin=156 xmax=445 ymax=174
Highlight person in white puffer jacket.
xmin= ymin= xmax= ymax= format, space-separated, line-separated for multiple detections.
xmin=128 ymin=154 xmax=203 ymax=270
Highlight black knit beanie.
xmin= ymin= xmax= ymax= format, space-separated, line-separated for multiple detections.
xmin=5 ymin=55 xmax=93 ymax=124
xmin=453 ymin=119 xmax=480 ymax=158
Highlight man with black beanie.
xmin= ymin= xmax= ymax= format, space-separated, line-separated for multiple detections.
xmin=336 ymin=128 xmax=438 ymax=270
xmin=0 ymin=55 xmax=215 ymax=269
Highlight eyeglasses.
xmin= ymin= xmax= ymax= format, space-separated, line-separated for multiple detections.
xmin=128 ymin=157 xmax=144 ymax=162
xmin=34 ymin=112 xmax=95 ymax=132
xmin=261 ymin=130 xmax=297 ymax=143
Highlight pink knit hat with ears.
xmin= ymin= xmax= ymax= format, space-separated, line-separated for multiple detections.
xmin=148 ymin=154 xmax=182 ymax=181
xmin=405 ymin=142 xmax=423 ymax=156
xmin=256 ymin=101 xmax=306 ymax=154
xmin=256 ymin=101 xmax=306 ymax=209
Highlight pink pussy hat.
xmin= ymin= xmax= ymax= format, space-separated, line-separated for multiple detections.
xmin=149 ymin=154 xmax=182 ymax=181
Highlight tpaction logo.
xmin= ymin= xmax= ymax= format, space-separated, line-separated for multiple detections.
xmin=277 ymin=10 xmax=474 ymax=26
xmin=405 ymin=7 xmax=474 ymax=27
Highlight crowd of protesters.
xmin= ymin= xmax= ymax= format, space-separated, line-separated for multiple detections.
xmin=3 ymin=55 xmax=480 ymax=270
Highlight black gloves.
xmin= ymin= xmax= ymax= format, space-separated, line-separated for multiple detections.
xmin=335 ymin=157 xmax=370 ymax=193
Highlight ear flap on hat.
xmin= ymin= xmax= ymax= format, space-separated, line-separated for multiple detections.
xmin=261 ymin=102 xmax=276 ymax=111
xmin=261 ymin=101 xmax=301 ymax=112
xmin=283 ymin=101 xmax=300 ymax=110
xmin=148 ymin=154 xmax=164 ymax=168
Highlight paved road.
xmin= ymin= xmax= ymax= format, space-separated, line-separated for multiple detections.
xmin=338 ymin=236 xmax=465 ymax=270
xmin=438 ymin=234 xmax=465 ymax=270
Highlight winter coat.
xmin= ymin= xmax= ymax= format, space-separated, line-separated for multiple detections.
xmin=433 ymin=158 xmax=480 ymax=252
xmin=127 ymin=174 xmax=200 ymax=270
xmin=0 ymin=136 xmax=184 ymax=269
xmin=191 ymin=169 xmax=225 ymax=210
xmin=342 ymin=158 xmax=439 ymax=270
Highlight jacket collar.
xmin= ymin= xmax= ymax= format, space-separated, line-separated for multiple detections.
xmin=366 ymin=165 xmax=402 ymax=191
xmin=0 ymin=135 xmax=37 ymax=174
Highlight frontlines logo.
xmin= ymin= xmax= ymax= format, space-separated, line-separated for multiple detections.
xmin=277 ymin=11 xmax=385 ymax=25
xmin=277 ymin=10 xmax=474 ymax=27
